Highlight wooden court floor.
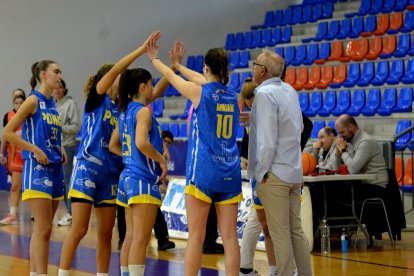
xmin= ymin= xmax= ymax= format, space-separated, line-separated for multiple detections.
xmin=0 ymin=191 xmax=413 ymax=275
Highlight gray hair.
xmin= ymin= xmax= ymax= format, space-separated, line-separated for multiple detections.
xmin=262 ymin=49 xmax=285 ymax=78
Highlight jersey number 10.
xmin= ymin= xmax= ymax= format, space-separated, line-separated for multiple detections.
xmin=216 ymin=114 xmax=233 ymax=139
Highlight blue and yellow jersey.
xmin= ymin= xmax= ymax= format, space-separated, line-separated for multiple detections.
xmin=76 ymin=95 xmax=122 ymax=173
xmin=22 ymin=91 xmax=62 ymax=163
xmin=186 ymin=82 xmax=241 ymax=192
xmin=118 ymin=101 xmax=163 ymax=184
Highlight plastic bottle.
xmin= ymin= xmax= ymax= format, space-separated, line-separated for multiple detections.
xmin=320 ymin=219 xmax=330 ymax=255
xmin=341 ymin=228 xmax=348 ymax=253
xmin=318 ymin=155 xmax=326 ymax=173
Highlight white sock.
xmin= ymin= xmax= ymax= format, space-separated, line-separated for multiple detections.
xmin=58 ymin=268 xmax=70 ymax=276
xmin=121 ymin=266 xmax=129 ymax=276
xmin=10 ymin=206 xmax=17 ymax=216
xmin=97 ymin=273 xmax=108 ymax=276
xmin=29 ymin=272 xmax=36 ymax=276
xmin=128 ymin=264 xmax=145 ymax=276
xmin=269 ymin=265 xmax=278 ymax=276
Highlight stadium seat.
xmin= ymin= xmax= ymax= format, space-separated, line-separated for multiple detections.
xmin=186 ymin=56 xmax=195 ymax=71
xmin=274 ymin=10 xmax=284 ymax=26
xmin=161 ymin=123 xmax=169 ymax=131
xmin=310 ymin=3 xmax=323 ymax=22
xmin=382 ymin=0 xmax=396 ymax=12
xmin=261 ymin=29 xmax=272 ymax=47
xmin=163 ymin=85 xmax=174 ymax=97
xmin=338 ymin=40 xmax=356 ymax=62
xmin=291 ymin=45 xmax=307 ymax=66
xmin=347 ymin=89 xmax=366 ymax=116
xmin=303 ymin=43 xmax=318 ymax=65
xmin=322 ymin=2 xmax=333 ymax=19
xmin=386 ymin=59 xmax=405 ymax=84
xmin=281 ymin=27 xmax=292 ymax=43
xmin=377 ymin=88 xmax=397 ymax=115
xmin=313 ymin=22 xmax=328 ymax=42
xmin=299 ymin=92 xmax=310 ymax=112
xmin=408 ymin=35 xmax=414 ymax=56
xmin=178 ymin=100 xmax=193 ymax=120
xmin=285 ymin=46 xmax=296 ymax=66
xmin=332 ymin=90 xmax=351 ymax=116
xmin=343 ymin=63 xmax=360 ymax=87
xmin=304 ymin=66 xmax=321 ymax=90
xmin=387 ymin=12 xmax=403 ymax=34
xmin=284 ymin=68 xmax=296 ymax=86
xmin=401 ymin=11 xmax=414 ymax=32
xmin=402 ymin=59 xmax=414 ymax=84
xmin=311 ymin=120 xmax=326 ymax=139
xmin=293 ymin=67 xmax=308 ymax=91
xmin=329 ymin=64 xmax=347 ymax=88
xmin=153 ymin=98 xmax=164 ymax=118
xmin=235 ymin=32 xmax=246 ymax=50
xmin=238 ymin=51 xmax=250 ymax=68
xmin=225 ymin=33 xmax=236 ymax=51
xmin=304 ymin=91 xmax=323 ymax=117
xmin=369 ymin=0 xmax=383 ymax=14
xmin=407 ymin=0 xmax=414 ymax=10
xmin=228 ymin=72 xmax=240 ymax=92
xmin=169 ymin=123 xmax=179 ymax=137
xmin=244 ymin=31 xmax=255 ymax=49
xmin=178 ymin=123 xmax=188 ymax=138
xmin=394 ymin=0 xmax=408 ymax=11
xmin=194 ymin=55 xmax=204 ymax=73
xmin=292 ymin=6 xmax=302 ymax=25
xmin=403 ymin=158 xmax=413 ymax=185
xmin=271 ymin=28 xmax=282 ymax=45
xmin=357 ymin=62 xmax=375 ymax=86
xmin=229 ymin=51 xmax=239 ymax=70
xmin=394 ymin=87 xmax=413 ymax=113
xmin=352 ymin=39 xmax=369 ymax=61
xmin=275 ymin=47 xmax=284 ymax=58
xmin=263 ymin=11 xmax=276 ymax=28
xmin=325 ymin=20 xmax=340 ymax=40
xmin=327 ymin=41 xmax=343 ymax=61
xmin=281 ymin=7 xmax=293 ymax=26
xmin=240 ymin=71 xmax=253 ymax=85
xmin=300 ymin=5 xmax=311 ymax=23
xmin=357 ymin=0 xmax=371 ymax=16
xmin=373 ymin=14 xmax=390 ymax=36
xmin=395 ymin=157 xmax=403 ymax=184
xmin=314 ymin=42 xmax=330 ymax=64
xmin=395 ymin=120 xmax=411 ymax=150
xmin=361 ymin=15 xmax=377 ymax=36
xmin=349 ymin=17 xmax=364 ymax=38
xmin=318 ymin=91 xmax=337 ymax=116
xmin=316 ymin=66 xmax=333 ymax=89
xmin=371 ymin=61 xmax=390 ymax=86
xmin=365 ymin=37 xmax=383 ymax=60
xmin=328 ymin=120 xmax=336 ymax=131
xmin=253 ymin=30 xmax=265 ymax=48
xmin=393 ymin=34 xmax=411 ymax=57
xmin=362 ymin=88 xmax=381 ymax=116
xmin=337 ymin=18 xmax=352 ymax=39
xmin=379 ymin=36 xmax=396 ymax=58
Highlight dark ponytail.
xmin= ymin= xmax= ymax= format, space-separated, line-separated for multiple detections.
xmin=204 ymin=48 xmax=229 ymax=85
xmin=30 ymin=60 xmax=56 ymax=91
xmin=118 ymin=68 xmax=152 ymax=112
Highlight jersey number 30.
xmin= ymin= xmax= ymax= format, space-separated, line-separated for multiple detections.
xmin=216 ymin=114 xmax=233 ymax=139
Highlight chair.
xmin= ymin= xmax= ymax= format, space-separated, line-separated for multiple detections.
xmin=163 ymin=85 xmax=174 ymax=97
xmin=240 ymin=72 xmax=253 ymax=85
xmin=325 ymin=20 xmax=340 ymax=40
xmin=244 ymin=31 xmax=254 ymax=49
xmin=291 ymin=45 xmax=307 ymax=66
xmin=314 ymin=42 xmax=331 ymax=64
xmin=304 ymin=66 xmax=321 ymax=90
xmin=228 ymin=72 xmax=240 ymax=92
xmin=394 ymin=120 xmax=412 ymax=150
xmin=311 ymin=3 xmax=323 ymax=22
xmin=238 ymin=51 xmax=250 ymax=68
xmin=339 ymin=40 xmax=357 ymax=62
xmin=292 ymin=6 xmax=302 ymax=25
xmin=311 ymin=120 xmax=326 ymax=139
xmin=285 ymin=46 xmax=296 ymax=66
xmin=332 ymin=90 xmax=351 ymax=116
xmin=281 ymin=27 xmax=292 ymax=43
xmin=229 ymin=51 xmax=239 ymax=70
xmin=253 ymin=30 xmax=265 ymax=48
xmin=281 ymin=8 xmax=293 ymax=26
xmin=235 ymin=32 xmax=246 ymax=50
xmin=274 ymin=10 xmax=284 ymax=27
xmin=178 ymin=123 xmax=188 ymax=138
xmin=275 ymin=47 xmax=284 ymax=58
xmin=357 ymin=62 xmax=375 ymax=86
xmin=160 ymin=123 xmax=169 ymax=131
xmin=343 ymin=63 xmax=360 ymax=87
xmin=365 ymin=37 xmax=383 ymax=60
xmin=357 ymin=0 xmax=371 ymax=16
xmin=284 ymin=68 xmax=296 ymax=86
xmin=261 ymin=29 xmax=273 ymax=47
xmin=400 ymin=11 xmax=414 ymax=32
xmin=386 ymin=59 xmax=405 ymax=84
xmin=395 ymin=0 xmax=408 ymax=11
xmin=313 ymin=22 xmax=328 ymax=42
xmin=328 ymin=120 xmax=336 ymax=130
xmin=169 ymin=123 xmax=179 ymax=137
xmin=327 ymin=41 xmax=343 ymax=61
xmin=263 ymin=10 xmax=276 ymax=28
xmin=402 ymin=59 xmax=414 ymax=84
xmin=318 ymin=91 xmax=337 ymax=117
xmin=393 ymin=34 xmax=411 ymax=57
xmin=395 ymin=157 xmax=403 ymax=184
xmin=316 ymin=66 xmax=333 ymax=89
xmin=362 ymin=89 xmax=381 ymax=116
xmin=369 ymin=0 xmax=384 ymax=14
xmin=299 ymin=92 xmax=310 ymax=113
xmin=271 ymin=28 xmax=282 ymax=46
xmin=387 ymin=12 xmax=403 ymax=34
xmin=352 ymin=39 xmax=369 ymax=61
xmin=379 ymin=36 xmax=397 ymax=59
xmin=382 ymin=0 xmax=396 ymax=12
xmin=304 ymin=91 xmax=323 ymax=117
xmin=178 ymin=100 xmax=193 ymax=120
xmin=336 ymin=18 xmax=352 ymax=39
xmin=329 ymin=64 xmax=347 ymax=88
xmin=371 ymin=61 xmax=390 ymax=86
xmin=293 ymin=68 xmax=308 ymax=91
xmin=186 ymin=56 xmax=195 ymax=71
xmin=347 ymin=89 xmax=366 ymax=116
xmin=361 ymin=15 xmax=377 ymax=37
xmin=225 ymin=33 xmax=236 ymax=51
xmin=349 ymin=17 xmax=364 ymax=38
xmin=373 ymin=14 xmax=390 ymax=36
xmin=322 ymin=2 xmax=333 ymax=19
xmin=303 ymin=43 xmax=318 ymax=65
xmin=377 ymin=88 xmax=397 ymax=116
xmin=153 ymin=98 xmax=164 ymax=118
xmin=393 ymin=87 xmax=413 ymax=112
xmin=194 ymin=55 xmax=204 ymax=73
xmin=403 ymin=158 xmax=413 ymax=185
xmin=408 ymin=35 xmax=414 ymax=56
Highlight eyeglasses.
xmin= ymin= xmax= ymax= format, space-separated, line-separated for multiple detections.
xmin=252 ymin=62 xmax=267 ymax=72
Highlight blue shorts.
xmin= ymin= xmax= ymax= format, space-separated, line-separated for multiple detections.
xmin=251 ymin=179 xmax=263 ymax=209
xmin=184 ymin=182 xmax=242 ymax=204
xmin=69 ymin=159 xmax=119 ymax=204
xmin=22 ymin=159 xmax=64 ymax=201
xmin=116 ymin=175 xmax=162 ymax=207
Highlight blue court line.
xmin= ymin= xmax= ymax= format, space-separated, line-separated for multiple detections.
xmin=0 ymin=231 xmax=224 ymax=275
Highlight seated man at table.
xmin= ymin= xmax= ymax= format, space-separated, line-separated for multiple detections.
xmin=311 ymin=127 xmax=341 ymax=172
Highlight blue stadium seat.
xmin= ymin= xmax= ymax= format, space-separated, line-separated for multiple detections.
xmin=377 ymin=88 xmax=397 ymax=116
xmin=178 ymin=123 xmax=188 ymax=138
xmin=271 ymin=28 xmax=282 ymax=45
xmin=186 ymin=56 xmax=195 ymax=71
xmin=169 ymin=123 xmax=179 ymax=137
xmin=343 ymin=63 xmax=360 ymax=87
xmin=161 ymin=123 xmax=169 ymax=131
xmin=395 ymin=120 xmax=411 ymax=150
xmin=238 ymin=51 xmax=250 ymax=68
xmin=362 ymin=89 xmax=381 ymax=116
xmin=291 ymin=45 xmax=307 ymax=66
xmin=235 ymin=32 xmax=246 ymax=50
xmin=357 ymin=0 xmax=371 ymax=16
xmin=274 ymin=10 xmax=284 ymax=26
xmin=336 ymin=18 xmax=352 ymax=39
xmin=408 ymin=35 xmax=414 ymax=56
xmin=315 ymin=43 xmax=331 ymax=63
xmin=281 ymin=27 xmax=292 ymax=43
xmin=347 ymin=89 xmax=366 ymax=116
xmin=400 ymin=11 xmax=414 ymax=32
xmin=275 ymin=47 xmax=285 ymax=58
xmin=327 ymin=120 xmax=336 ymax=131
xmin=301 ymin=5 xmax=312 ymax=23
xmin=153 ymin=98 xmax=164 ymax=118
xmin=394 ymin=34 xmax=411 ymax=57
xmin=332 ymin=90 xmax=351 ymax=116
xmin=357 ymin=62 xmax=375 ymax=87
xmin=253 ymin=30 xmax=265 ymax=48
xmin=349 ymin=17 xmax=364 ymax=38
xmin=225 ymin=33 xmax=236 ymax=51
xmin=178 ymin=100 xmax=193 ymax=120
xmin=237 ymin=125 xmax=244 ymax=140
xmin=245 ymin=31 xmax=255 ymax=49
xmin=325 ymin=20 xmax=340 ymax=40
xmin=194 ymin=55 xmax=204 ymax=73
xmin=313 ymin=22 xmax=328 ymax=42
xmin=361 ymin=15 xmax=377 ymax=36
xmin=229 ymin=51 xmax=239 ymax=70
xmin=382 ymin=0 xmax=396 ymax=12
xmin=402 ymin=59 xmax=414 ymax=84
xmin=263 ymin=11 xmax=276 ymax=28
xmin=371 ymin=61 xmax=390 ymax=86
xmin=322 ymin=2 xmax=334 ymax=19
xmin=311 ymin=121 xmax=326 ymax=139
xmin=281 ymin=7 xmax=293 ymax=26
xmin=311 ymin=4 xmax=323 ymax=22
xmin=299 ymin=92 xmax=310 ymax=112
xmin=393 ymin=87 xmax=413 ymax=112
xmin=303 ymin=44 xmax=318 ymax=65
xmin=318 ymin=91 xmax=337 ymax=117
xmin=229 ymin=72 xmax=240 ymax=92
xmin=394 ymin=0 xmax=408 ymax=11
xmin=370 ymin=0 xmax=383 ymax=14
xmin=292 ymin=6 xmax=302 ymax=25
xmin=386 ymin=59 xmax=405 ymax=85
xmin=262 ymin=29 xmax=273 ymax=47
xmin=164 ymin=85 xmax=174 ymax=97
xmin=285 ymin=46 xmax=296 ymax=66
xmin=240 ymin=71 xmax=253 ymax=85
xmin=304 ymin=91 xmax=323 ymax=117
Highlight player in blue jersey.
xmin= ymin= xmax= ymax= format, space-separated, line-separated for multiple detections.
xmin=3 ymin=60 xmax=66 ymax=276
xmin=148 ymin=36 xmax=242 ymax=276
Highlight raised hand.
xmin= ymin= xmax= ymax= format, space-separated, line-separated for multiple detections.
xmin=147 ymin=33 xmax=161 ymax=61
xmin=169 ymin=40 xmax=186 ymax=67
xmin=142 ymin=31 xmax=161 ymax=50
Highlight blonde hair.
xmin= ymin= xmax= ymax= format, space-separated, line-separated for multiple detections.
xmin=240 ymin=77 xmax=257 ymax=109
xmin=83 ymin=64 xmax=114 ymax=100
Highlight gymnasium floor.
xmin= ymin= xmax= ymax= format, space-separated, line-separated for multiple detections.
xmin=0 ymin=191 xmax=413 ymax=275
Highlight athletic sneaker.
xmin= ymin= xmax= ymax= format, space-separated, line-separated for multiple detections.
xmin=0 ymin=214 xmax=18 ymax=225
xmin=239 ymin=271 xmax=259 ymax=276
xmin=57 ymin=213 xmax=72 ymax=226
xmin=158 ymin=239 xmax=175 ymax=251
